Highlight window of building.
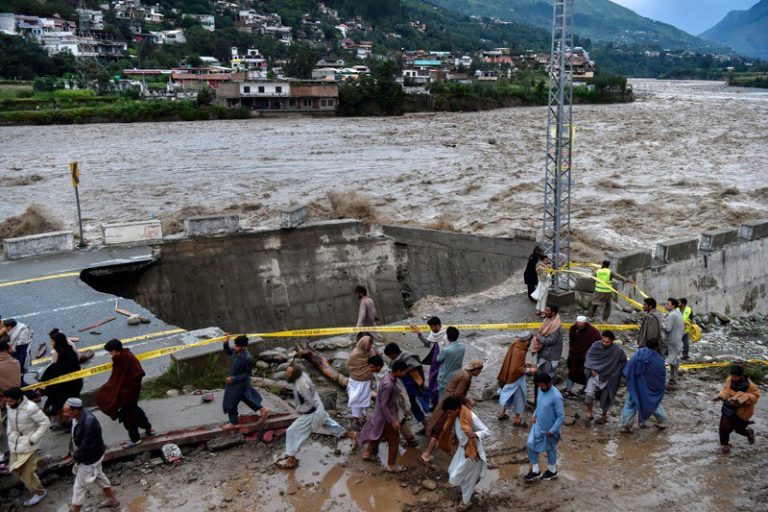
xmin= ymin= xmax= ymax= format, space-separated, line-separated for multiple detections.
xmin=275 ymin=86 xmax=282 ymax=93
xmin=303 ymin=99 xmax=310 ymax=107
xmin=243 ymin=86 xmax=250 ymax=93
xmin=258 ymin=86 xmax=265 ymax=93
xmin=320 ymin=99 xmax=326 ymax=107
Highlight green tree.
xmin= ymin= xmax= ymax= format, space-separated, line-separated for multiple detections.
xmin=284 ymin=44 xmax=318 ymax=79
xmin=196 ymin=86 xmax=214 ymax=106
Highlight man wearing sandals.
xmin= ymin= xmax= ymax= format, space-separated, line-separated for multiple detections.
xmin=63 ymin=398 xmax=120 ymax=510
xmin=497 ymin=333 xmax=534 ymax=426
xmin=583 ymin=331 xmax=627 ymax=425
xmin=358 ymin=360 xmax=408 ymax=473
xmin=277 ymin=363 xmax=356 ymax=469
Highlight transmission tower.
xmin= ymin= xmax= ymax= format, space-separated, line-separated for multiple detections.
xmin=542 ymin=0 xmax=574 ymax=291
xmin=76 ymin=0 xmax=100 ymax=86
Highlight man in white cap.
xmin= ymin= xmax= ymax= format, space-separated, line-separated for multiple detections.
xmin=63 ymin=397 xmax=119 ymax=510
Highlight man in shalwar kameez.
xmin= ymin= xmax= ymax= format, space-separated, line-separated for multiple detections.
xmin=444 ymin=396 xmax=492 ymax=511
xmin=497 ymin=333 xmax=533 ymax=425
xmin=411 ymin=316 xmax=447 ymax=409
xmin=221 ymin=335 xmax=270 ymax=430
xmin=277 ymin=364 xmax=356 ymax=469
xmin=583 ymin=331 xmax=627 ymax=425
xmin=525 ymin=373 xmax=565 ymax=482
xmin=357 ymin=360 xmax=408 ymax=472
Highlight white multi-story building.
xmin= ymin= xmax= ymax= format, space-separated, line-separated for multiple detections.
xmin=186 ymin=13 xmax=215 ymax=31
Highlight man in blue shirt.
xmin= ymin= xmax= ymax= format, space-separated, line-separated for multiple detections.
xmin=525 ymin=373 xmax=565 ymax=482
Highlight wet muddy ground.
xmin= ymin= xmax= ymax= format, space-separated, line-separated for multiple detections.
xmin=1 ymin=80 xmax=767 ymax=258
xmin=6 ymin=294 xmax=767 ymax=512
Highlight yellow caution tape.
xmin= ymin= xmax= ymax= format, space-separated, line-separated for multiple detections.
xmin=0 ymin=271 xmax=81 ymax=288
xmin=24 ymin=334 xmax=229 ymax=391
xmin=680 ymin=359 xmax=768 ymax=370
xmin=32 ymin=328 xmax=188 ymax=366
xmin=250 ymin=322 xmax=639 ymax=338
xmin=24 ymin=321 xmax=640 ymax=391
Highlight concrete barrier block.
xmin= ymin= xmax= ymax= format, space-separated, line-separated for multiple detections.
xmin=280 ymin=205 xmax=308 ymax=229
xmin=612 ymin=250 xmax=652 ymax=275
xmin=184 ymin=214 xmax=240 ymax=237
xmin=655 ymin=237 xmax=699 ymax=263
xmin=510 ymin=228 xmax=537 ymax=241
xmin=699 ymin=228 xmax=739 ymax=251
xmin=101 ymin=220 xmax=162 ymax=245
xmin=740 ymin=219 xmax=768 ymax=241
xmin=3 ymin=231 xmax=74 ymax=260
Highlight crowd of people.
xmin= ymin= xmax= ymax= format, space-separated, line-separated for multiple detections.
xmin=0 ymin=277 xmax=762 ymax=510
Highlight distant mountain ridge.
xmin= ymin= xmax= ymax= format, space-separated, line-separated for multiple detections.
xmin=700 ymin=0 xmax=768 ymax=59
xmin=429 ymin=0 xmax=726 ymax=51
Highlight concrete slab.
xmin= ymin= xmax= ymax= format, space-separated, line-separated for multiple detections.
xmin=33 ymin=390 xmax=296 ymax=465
xmin=3 ymin=231 xmax=74 ymax=260
xmin=101 ymin=220 xmax=162 ymax=245
xmin=699 ymin=228 xmax=739 ymax=251
xmin=612 ymin=250 xmax=652 ymax=275
xmin=740 ymin=219 xmax=768 ymax=241
xmin=184 ymin=214 xmax=240 ymax=237
xmin=280 ymin=205 xmax=309 ymax=229
xmin=655 ymin=237 xmax=699 ymax=263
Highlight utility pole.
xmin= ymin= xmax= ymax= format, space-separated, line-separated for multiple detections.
xmin=542 ymin=0 xmax=574 ymax=292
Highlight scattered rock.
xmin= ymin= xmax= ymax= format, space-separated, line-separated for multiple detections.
xmin=166 ymin=389 xmax=180 ymax=397
xmin=712 ymin=312 xmax=732 ymax=324
xmin=271 ymin=371 xmax=288 ymax=381
xmin=319 ymin=390 xmax=337 ymax=411
xmin=127 ymin=315 xmax=141 ymax=325
xmin=259 ymin=350 xmax=288 ymax=363
xmin=421 ymin=479 xmax=438 ymax=491
xmin=223 ymin=497 xmax=233 ymax=503
xmin=488 ymin=138 xmax=497 ymax=145
xmin=564 ymin=416 xmax=577 ymax=426
xmin=276 ymin=362 xmax=290 ymax=372
xmin=255 ymin=361 xmax=270 ymax=371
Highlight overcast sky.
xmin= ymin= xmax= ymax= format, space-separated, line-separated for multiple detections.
xmin=612 ymin=0 xmax=758 ymax=35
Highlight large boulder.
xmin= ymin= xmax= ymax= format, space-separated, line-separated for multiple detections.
xmin=259 ymin=350 xmax=288 ymax=363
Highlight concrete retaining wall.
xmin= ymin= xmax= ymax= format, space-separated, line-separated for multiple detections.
xmin=101 ymin=220 xmax=162 ymax=245
xmin=612 ymin=222 xmax=768 ymax=316
xmin=84 ymin=220 xmax=404 ymax=333
xmin=3 ymin=231 xmax=74 ymax=260
xmin=81 ymin=220 xmax=535 ymax=334
xmin=381 ymin=225 xmax=535 ymax=307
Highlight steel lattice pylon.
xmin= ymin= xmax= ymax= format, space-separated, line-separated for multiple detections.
xmin=542 ymin=0 xmax=574 ymax=291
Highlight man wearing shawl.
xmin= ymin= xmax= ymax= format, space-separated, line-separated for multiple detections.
xmin=3 ymin=319 xmax=33 ymax=375
xmin=96 ymin=339 xmax=154 ymax=449
xmin=421 ymin=360 xmax=484 ymax=463
xmin=583 ymin=331 xmax=627 ymax=424
xmin=531 ymin=304 xmax=563 ymax=383
xmin=384 ymin=342 xmax=430 ymax=430
xmin=621 ymin=338 xmax=668 ymax=432
xmin=346 ymin=333 xmax=378 ymax=423
xmin=437 ymin=326 xmax=465 ymax=400
xmin=412 ymin=316 xmax=447 ymax=408
xmin=278 ymin=363 xmax=356 ymax=469
xmin=444 ymin=396 xmax=492 ymax=511
xmin=525 ymin=373 xmax=564 ymax=482
xmin=565 ymin=316 xmax=601 ymax=397
xmin=713 ymin=365 xmax=760 ymax=453
xmin=358 ymin=360 xmax=408 ymax=472
xmin=497 ymin=333 xmax=533 ymax=425
xmin=221 ymin=335 xmax=270 ymax=431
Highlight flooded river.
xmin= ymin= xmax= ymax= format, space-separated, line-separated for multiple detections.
xmin=1 ymin=80 xmax=767 ymax=258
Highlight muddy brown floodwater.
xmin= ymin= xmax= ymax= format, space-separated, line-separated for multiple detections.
xmin=1 ymin=80 xmax=767 ymax=258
